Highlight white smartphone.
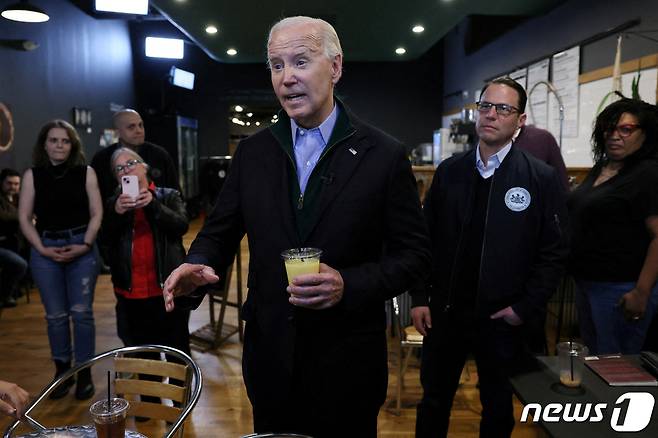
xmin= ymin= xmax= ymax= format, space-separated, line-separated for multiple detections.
xmin=121 ymin=175 xmax=139 ymax=200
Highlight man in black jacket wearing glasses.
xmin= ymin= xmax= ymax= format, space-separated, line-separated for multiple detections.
xmin=411 ymin=77 xmax=569 ymax=437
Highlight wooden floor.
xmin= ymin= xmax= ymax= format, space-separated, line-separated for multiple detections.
xmin=0 ymin=217 xmax=546 ymax=437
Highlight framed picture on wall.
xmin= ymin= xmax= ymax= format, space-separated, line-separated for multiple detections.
xmin=72 ymin=107 xmax=92 ymax=131
xmin=0 ymin=102 xmax=15 ymax=152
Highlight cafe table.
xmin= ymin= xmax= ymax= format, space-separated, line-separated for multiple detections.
xmin=16 ymin=425 xmax=146 ymax=438
xmin=510 ymin=355 xmax=658 ymax=437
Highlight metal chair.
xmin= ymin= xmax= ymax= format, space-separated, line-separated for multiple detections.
xmin=391 ymin=295 xmax=424 ymax=415
xmin=3 ymin=345 xmax=203 ymax=438
xmin=544 ymin=275 xmax=579 ymax=355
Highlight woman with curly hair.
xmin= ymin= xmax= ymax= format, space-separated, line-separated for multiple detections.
xmin=569 ymin=98 xmax=658 ymax=354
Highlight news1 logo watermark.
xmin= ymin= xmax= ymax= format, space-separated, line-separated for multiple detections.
xmin=520 ymin=392 xmax=655 ymax=432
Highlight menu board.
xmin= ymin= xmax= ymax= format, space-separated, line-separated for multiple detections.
xmin=526 ymin=59 xmax=550 ymax=129
xmin=509 ymin=67 xmax=528 ymax=89
xmin=585 ymin=355 xmax=658 ymax=386
xmin=551 ymin=46 xmax=581 ymax=138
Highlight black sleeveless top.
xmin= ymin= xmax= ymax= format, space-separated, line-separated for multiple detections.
xmin=33 ymin=164 xmax=90 ymax=233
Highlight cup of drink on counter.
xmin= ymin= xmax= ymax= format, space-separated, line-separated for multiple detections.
xmin=557 ymin=341 xmax=588 ymax=388
xmin=89 ymin=397 xmax=129 ymax=438
xmin=281 ymin=248 xmax=322 ymax=284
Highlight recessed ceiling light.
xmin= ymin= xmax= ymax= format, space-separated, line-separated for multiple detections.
xmin=234 ymin=105 xmax=243 ymax=112
xmin=255 ymin=122 xmax=261 ymax=126
xmin=395 ymin=47 xmax=406 ymax=55
xmin=246 ymin=112 xmax=253 ymax=117
xmin=205 ymin=25 xmax=218 ymax=34
xmin=412 ymin=25 xmax=424 ymax=33
xmin=226 ymin=48 xmax=237 ymax=56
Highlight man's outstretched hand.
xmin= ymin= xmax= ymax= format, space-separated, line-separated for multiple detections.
xmin=163 ymin=263 xmax=220 ymax=311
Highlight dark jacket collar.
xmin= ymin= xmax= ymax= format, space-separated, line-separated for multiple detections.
xmin=269 ymin=97 xmax=357 ymax=157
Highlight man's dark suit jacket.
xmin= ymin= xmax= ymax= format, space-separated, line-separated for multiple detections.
xmin=185 ymin=102 xmax=431 ymax=427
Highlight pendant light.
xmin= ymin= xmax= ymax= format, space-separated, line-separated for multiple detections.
xmin=1 ymin=1 xmax=49 ymax=23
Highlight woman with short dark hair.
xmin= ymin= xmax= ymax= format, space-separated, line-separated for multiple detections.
xmin=569 ymin=98 xmax=658 ymax=354
xmin=18 ymin=119 xmax=102 ymax=399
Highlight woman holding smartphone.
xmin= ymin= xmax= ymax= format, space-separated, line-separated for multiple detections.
xmin=18 ymin=120 xmax=102 ymax=400
xmin=103 ymin=147 xmax=190 ymax=357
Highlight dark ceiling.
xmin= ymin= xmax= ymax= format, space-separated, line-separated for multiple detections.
xmin=151 ymin=0 xmax=566 ymax=63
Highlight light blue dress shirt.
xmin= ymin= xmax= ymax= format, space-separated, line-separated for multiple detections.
xmin=475 ymin=141 xmax=512 ymax=179
xmin=290 ymin=105 xmax=338 ymax=194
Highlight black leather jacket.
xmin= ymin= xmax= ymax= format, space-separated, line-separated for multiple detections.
xmin=103 ymin=187 xmax=188 ymax=292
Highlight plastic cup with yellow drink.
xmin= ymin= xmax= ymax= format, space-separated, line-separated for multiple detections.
xmin=281 ymin=248 xmax=323 ymax=285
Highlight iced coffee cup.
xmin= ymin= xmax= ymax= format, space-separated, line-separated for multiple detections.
xmin=90 ymin=397 xmax=129 ymax=438
xmin=281 ymin=248 xmax=322 ymax=284
xmin=557 ymin=341 xmax=588 ymax=388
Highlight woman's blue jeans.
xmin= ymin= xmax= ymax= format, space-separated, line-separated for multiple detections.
xmin=30 ymin=231 xmax=99 ymax=364
xmin=576 ymin=280 xmax=658 ymax=355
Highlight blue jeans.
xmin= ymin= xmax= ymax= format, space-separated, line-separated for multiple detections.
xmin=30 ymin=231 xmax=99 ymax=364
xmin=0 ymin=247 xmax=28 ymax=300
xmin=576 ymin=281 xmax=658 ymax=355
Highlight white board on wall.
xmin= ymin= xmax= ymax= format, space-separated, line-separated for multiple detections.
xmin=553 ymin=67 xmax=657 ymax=167
xmin=509 ymin=68 xmax=528 ymax=89
xmin=551 ymin=47 xmax=581 ymax=139
xmin=527 ymin=58 xmax=551 ymax=129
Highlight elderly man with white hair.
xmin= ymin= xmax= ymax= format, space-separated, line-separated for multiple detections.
xmin=164 ymin=16 xmax=431 ymax=437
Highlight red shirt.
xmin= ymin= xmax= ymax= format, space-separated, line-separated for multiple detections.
xmin=115 ymin=186 xmax=162 ymax=299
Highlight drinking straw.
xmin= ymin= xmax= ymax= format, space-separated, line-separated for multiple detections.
xmin=107 ymin=370 xmax=111 ymax=412
xmin=569 ymin=340 xmax=574 ymax=381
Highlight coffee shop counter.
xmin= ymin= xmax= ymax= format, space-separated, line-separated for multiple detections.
xmin=511 ymin=355 xmax=658 ymax=437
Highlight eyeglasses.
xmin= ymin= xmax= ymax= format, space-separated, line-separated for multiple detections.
xmin=114 ymin=159 xmax=143 ymax=174
xmin=606 ymin=123 xmax=641 ymax=138
xmin=476 ymin=101 xmax=520 ymax=117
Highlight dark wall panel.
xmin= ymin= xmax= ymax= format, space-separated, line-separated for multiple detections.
xmin=0 ymin=0 xmax=135 ymax=172
xmin=339 ymin=41 xmax=444 ymax=150
xmin=129 ymin=19 xmax=274 ymax=159
xmin=443 ymin=0 xmax=658 ymax=111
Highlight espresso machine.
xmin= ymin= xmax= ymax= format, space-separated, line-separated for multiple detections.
xmin=449 ymin=107 xmax=478 ymax=153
